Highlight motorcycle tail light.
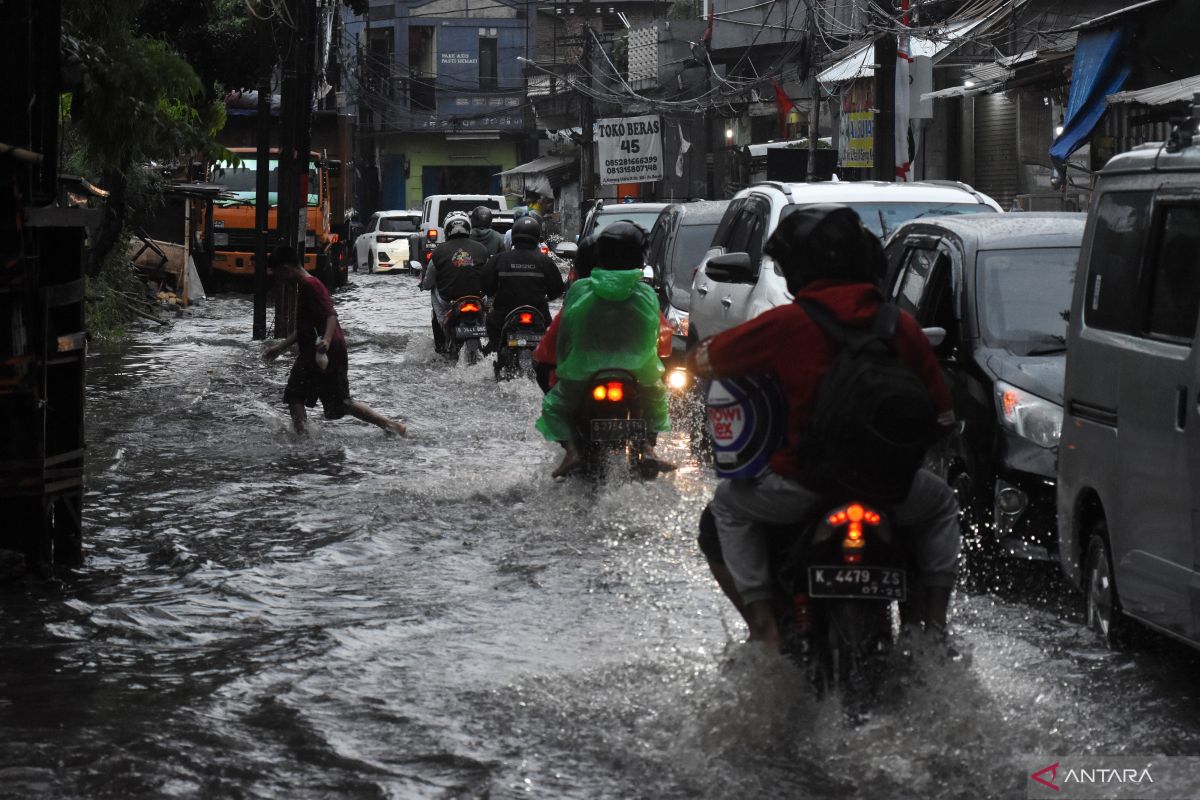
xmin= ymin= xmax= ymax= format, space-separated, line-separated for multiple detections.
xmin=427 ymin=230 xmax=439 ymax=241
xmin=459 ymin=302 xmax=481 ymax=313
xmin=605 ymin=381 xmax=625 ymax=403
xmin=519 ymin=312 xmax=534 ymax=325
xmin=592 ymin=384 xmax=607 ymax=401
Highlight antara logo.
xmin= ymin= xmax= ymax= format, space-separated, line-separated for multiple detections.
xmin=1031 ymin=762 xmax=1060 ymax=791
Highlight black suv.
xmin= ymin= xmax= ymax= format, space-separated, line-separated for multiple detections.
xmin=884 ymin=213 xmax=1086 ymax=563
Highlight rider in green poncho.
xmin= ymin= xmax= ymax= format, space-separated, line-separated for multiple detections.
xmin=536 ymin=221 xmax=670 ymax=476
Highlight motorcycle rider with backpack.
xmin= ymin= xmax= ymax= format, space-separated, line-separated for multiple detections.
xmin=480 ymin=215 xmax=564 ymax=353
xmin=469 ymin=205 xmax=505 ymax=258
xmin=688 ymin=205 xmax=960 ymax=651
xmin=420 ymin=211 xmax=489 ymax=353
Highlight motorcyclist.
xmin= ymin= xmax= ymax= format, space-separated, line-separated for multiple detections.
xmin=687 ymin=205 xmax=960 ymax=651
xmin=480 ymin=215 xmax=564 ymax=354
xmin=420 ymin=211 xmax=489 ymax=353
xmin=503 ymin=206 xmax=542 ymax=250
xmin=469 ymin=205 xmax=505 ymax=257
xmin=535 ymin=221 xmax=670 ymax=477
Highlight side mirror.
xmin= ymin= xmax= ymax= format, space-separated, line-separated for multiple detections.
xmin=705 ymin=252 xmax=755 ymax=284
xmin=409 ymin=260 xmax=423 ymax=271
xmin=553 ymin=241 xmax=578 ymax=260
xmin=922 ymin=326 xmax=947 ymax=347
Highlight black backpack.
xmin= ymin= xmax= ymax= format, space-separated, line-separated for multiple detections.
xmin=795 ymin=299 xmax=939 ymax=504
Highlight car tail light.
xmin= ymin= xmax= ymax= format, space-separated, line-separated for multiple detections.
xmin=519 ymin=312 xmax=534 ymax=325
xmin=427 ymin=230 xmax=439 ymax=241
xmin=459 ymin=302 xmax=481 ymax=313
xmin=377 ymin=235 xmax=396 ymax=243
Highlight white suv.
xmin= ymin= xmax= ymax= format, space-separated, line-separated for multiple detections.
xmin=688 ymin=180 xmax=1001 ymax=341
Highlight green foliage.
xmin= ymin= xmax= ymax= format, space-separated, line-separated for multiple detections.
xmin=85 ymin=232 xmax=146 ymax=342
xmin=136 ymin=0 xmax=259 ymax=96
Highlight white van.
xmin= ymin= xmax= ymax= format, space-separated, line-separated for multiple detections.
xmin=1057 ymin=124 xmax=1200 ymax=649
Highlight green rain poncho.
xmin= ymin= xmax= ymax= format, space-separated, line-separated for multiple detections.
xmin=535 ymin=268 xmax=670 ymax=442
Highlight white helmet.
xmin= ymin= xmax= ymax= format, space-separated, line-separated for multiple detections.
xmin=443 ymin=211 xmax=472 ymax=238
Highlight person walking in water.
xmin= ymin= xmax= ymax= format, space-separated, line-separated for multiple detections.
xmin=262 ymin=246 xmax=406 ymax=435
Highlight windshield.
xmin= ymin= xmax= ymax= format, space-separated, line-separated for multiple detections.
xmin=782 ymin=201 xmax=994 ymax=238
xmin=380 ymin=217 xmax=418 ymax=233
xmin=591 ymin=210 xmax=663 ymax=236
xmin=211 ymin=160 xmax=320 ymax=205
xmin=438 ymin=200 xmax=500 ymax=226
xmin=670 ymin=223 xmax=718 ymax=303
xmin=977 ymin=247 xmax=1079 ymax=355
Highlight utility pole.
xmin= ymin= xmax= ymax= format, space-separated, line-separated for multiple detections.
xmin=579 ymin=18 xmax=596 ymax=228
xmin=253 ymin=15 xmax=273 ymax=341
xmin=873 ymin=0 xmax=896 ymax=182
xmin=274 ymin=0 xmax=317 ymax=338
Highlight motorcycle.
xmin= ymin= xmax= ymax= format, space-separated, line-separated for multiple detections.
xmin=442 ymin=296 xmax=487 ymax=365
xmin=494 ymin=306 xmax=546 ymax=381
xmin=773 ymin=499 xmax=917 ymax=699
xmin=577 ymin=369 xmax=647 ymax=477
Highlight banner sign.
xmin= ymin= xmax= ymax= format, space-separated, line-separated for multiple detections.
xmin=595 ymin=115 xmax=663 ymax=185
xmin=839 ymin=84 xmax=874 ymax=168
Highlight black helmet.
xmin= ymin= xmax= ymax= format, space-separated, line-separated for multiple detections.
xmin=596 ymin=221 xmax=647 ymax=270
xmin=512 ymin=215 xmax=542 ymax=245
xmin=469 ymin=206 xmax=493 ymax=229
xmin=573 ymin=233 xmax=599 ymax=279
xmin=763 ymin=204 xmax=881 ymax=294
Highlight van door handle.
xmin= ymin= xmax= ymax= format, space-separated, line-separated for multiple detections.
xmin=721 ymin=296 xmax=733 ymax=308
xmin=1177 ymin=385 xmax=1188 ymax=430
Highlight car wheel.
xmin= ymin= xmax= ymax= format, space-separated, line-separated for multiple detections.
xmin=353 ymin=249 xmax=360 ymax=273
xmin=1084 ymin=523 xmax=1136 ymax=649
xmin=368 ymin=251 xmax=376 ymax=274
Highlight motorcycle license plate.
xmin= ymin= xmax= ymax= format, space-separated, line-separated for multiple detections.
xmin=456 ymin=325 xmax=487 ymax=339
xmin=808 ymin=566 xmax=906 ymax=601
xmin=507 ymin=334 xmax=542 ymax=347
xmin=590 ymin=419 xmax=646 ymax=441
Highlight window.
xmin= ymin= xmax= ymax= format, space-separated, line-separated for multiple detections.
xmin=712 ymin=199 xmax=745 ymax=250
xmin=977 ymin=247 xmax=1078 ymax=355
xmin=1145 ymin=205 xmax=1200 ymax=341
xmin=780 ymin=201 xmax=994 ymax=239
xmin=1083 ymin=191 xmax=1151 ymax=333
xmin=408 ymin=26 xmax=436 ymax=111
xmin=479 ymin=35 xmax=498 ymax=90
xmin=725 ymin=199 xmax=767 ymax=273
xmin=380 ymin=217 xmax=418 ymax=233
xmin=894 ymin=248 xmax=939 ymax=314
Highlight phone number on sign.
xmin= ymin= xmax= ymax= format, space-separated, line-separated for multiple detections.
xmin=604 ymin=156 xmax=658 ymax=168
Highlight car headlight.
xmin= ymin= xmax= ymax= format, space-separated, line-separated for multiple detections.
xmin=666 ymin=304 xmax=689 ymax=337
xmin=995 ymin=381 xmax=1062 ymax=448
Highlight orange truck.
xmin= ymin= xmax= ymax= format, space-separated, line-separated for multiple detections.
xmin=207 ymin=148 xmax=343 ymax=288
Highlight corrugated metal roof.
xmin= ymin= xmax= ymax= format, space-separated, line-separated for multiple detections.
xmin=1107 ymin=74 xmax=1200 ymax=106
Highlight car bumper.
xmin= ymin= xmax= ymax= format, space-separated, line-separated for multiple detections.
xmin=374 ymin=244 xmax=411 ymax=272
xmin=990 ymin=433 xmax=1058 ymax=560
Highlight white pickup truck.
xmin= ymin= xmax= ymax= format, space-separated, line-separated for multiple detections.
xmin=410 ymin=194 xmax=508 ymax=268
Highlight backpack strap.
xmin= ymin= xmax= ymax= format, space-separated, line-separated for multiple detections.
xmin=798 ymin=299 xmax=897 ymax=352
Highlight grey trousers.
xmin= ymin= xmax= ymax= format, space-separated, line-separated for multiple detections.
xmin=710 ymin=468 xmax=961 ymax=605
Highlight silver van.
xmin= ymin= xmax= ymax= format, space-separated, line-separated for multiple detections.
xmin=1057 ymin=114 xmax=1200 ymax=649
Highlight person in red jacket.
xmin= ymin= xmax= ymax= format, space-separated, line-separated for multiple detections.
xmin=688 ymin=205 xmax=959 ymax=651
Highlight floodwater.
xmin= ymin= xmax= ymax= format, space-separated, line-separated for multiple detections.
xmin=2 ymin=273 xmax=1199 ymax=799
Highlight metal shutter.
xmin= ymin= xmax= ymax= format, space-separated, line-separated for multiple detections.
xmin=973 ymin=93 xmax=1018 ymax=211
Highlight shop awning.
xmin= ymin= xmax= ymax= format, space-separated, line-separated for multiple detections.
xmin=1108 ymin=74 xmax=1200 ymax=106
xmin=817 ymin=11 xmax=1004 ymax=84
xmin=498 ymin=154 xmax=577 ymax=197
xmin=1049 ymin=23 xmax=1133 ymax=169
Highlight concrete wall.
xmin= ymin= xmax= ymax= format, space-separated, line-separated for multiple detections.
xmin=377 ymin=133 xmax=519 ymax=208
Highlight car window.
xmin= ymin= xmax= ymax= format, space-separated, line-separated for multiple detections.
xmin=895 ymin=247 xmax=939 ymax=314
xmin=977 ymin=247 xmax=1079 ymax=354
xmin=670 ymin=223 xmax=719 ymax=289
xmin=781 ymin=202 xmax=993 ymax=239
xmin=647 ymin=215 xmax=669 ymax=269
xmin=438 ymin=200 xmax=501 ymax=225
xmin=711 ymin=198 xmax=745 ymax=249
xmin=1145 ymin=205 xmax=1200 ymax=342
xmin=1083 ymin=191 xmax=1152 ymax=333
xmin=592 ymin=210 xmax=663 ymax=236
xmin=380 ymin=217 xmax=417 ymax=233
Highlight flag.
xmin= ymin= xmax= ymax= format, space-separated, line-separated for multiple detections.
xmin=771 ymin=80 xmax=796 ymax=139
xmin=703 ymin=8 xmax=714 ymax=45
xmin=675 ymin=122 xmax=691 ymax=178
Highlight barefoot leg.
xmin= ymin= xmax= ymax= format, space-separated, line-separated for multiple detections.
xmin=347 ymin=400 xmax=406 ymax=435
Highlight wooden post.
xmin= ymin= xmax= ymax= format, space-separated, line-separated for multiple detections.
xmin=253 ymin=15 xmax=273 ymax=341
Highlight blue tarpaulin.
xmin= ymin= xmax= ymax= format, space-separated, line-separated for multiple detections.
xmin=1049 ymin=24 xmax=1133 ymax=169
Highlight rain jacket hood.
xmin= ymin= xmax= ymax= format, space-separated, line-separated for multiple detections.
xmin=588 ymin=267 xmax=645 ymax=302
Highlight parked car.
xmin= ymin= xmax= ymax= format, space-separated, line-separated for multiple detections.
xmin=1057 ymin=130 xmax=1200 ymax=650
xmin=355 ymin=210 xmax=421 ymax=273
xmin=580 ymin=200 xmax=669 ymax=240
xmin=883 ymin=213 xmax=1086 ymax=562
xmin=645 ymin=200 xmax=729 ymax=380
xmin=688 ymin=180 xmax=1002 ymax=342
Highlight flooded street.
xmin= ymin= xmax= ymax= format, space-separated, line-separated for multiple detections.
xmin=3 ymin=273 xmax=1200 ymax=799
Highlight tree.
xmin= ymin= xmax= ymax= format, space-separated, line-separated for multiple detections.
xmin=136 ymin=0 xmax=259 ymax=97
xmin=62 ymin=0 xmax=226 ymax=273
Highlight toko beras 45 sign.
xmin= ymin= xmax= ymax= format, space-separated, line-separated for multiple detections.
xmin=594 ymin=115 xmax=664 ymax=185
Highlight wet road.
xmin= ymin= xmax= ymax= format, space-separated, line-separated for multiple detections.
xmin=2 ymin=273 xmax=1199 ymax=799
